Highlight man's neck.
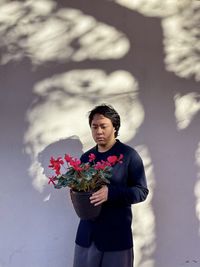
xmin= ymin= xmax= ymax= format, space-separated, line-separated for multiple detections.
xmin=97 ymin=139 xmax=116 ymax=152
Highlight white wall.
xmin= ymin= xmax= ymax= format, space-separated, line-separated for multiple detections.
xmin=0 ymin=0 xmax=200 ymax=267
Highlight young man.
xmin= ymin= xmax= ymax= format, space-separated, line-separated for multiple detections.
xmin=73 ymin=104 xmax=149 ymax=267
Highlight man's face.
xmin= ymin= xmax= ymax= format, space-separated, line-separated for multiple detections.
xmin=91 ymin=114 xmax=116 ymax=146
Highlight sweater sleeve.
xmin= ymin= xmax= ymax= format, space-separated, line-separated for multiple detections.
xmin=107 ymin=150 xmax=149 ymax=205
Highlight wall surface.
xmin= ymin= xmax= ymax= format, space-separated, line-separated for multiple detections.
xmin=0 ymin=0 xmax=200 ymax=267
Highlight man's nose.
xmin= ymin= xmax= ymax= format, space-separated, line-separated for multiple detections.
xmin=96 ymin=127 xmax=103 ymax=134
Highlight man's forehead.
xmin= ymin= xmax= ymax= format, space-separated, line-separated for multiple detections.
xmin=91 ymin=114 xmax=112 ymax=124
xmin=91 ymin=122 xmax=110 ymax=125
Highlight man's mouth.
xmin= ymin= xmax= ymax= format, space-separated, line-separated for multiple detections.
xmin=96 ymin=137 xmax=104 ymax=141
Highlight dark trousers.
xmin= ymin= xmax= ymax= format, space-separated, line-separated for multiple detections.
xmin=73 ymin=242 xmax=134 ymax=267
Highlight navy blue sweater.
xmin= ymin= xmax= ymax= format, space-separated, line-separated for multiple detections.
xmin=75 ymin=139 xmax=149 ymax=251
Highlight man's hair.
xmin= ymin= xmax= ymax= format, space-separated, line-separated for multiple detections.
xmin=88 ymin=104 xmax=120 ymax=137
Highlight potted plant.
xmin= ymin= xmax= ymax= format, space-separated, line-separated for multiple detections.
xmin=48 ymin=153 xmax=123 ymax=220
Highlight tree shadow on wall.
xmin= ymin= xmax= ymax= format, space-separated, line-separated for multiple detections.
xmin=0 ymin=0 xmax=200 ymax=266
xmin=63 ymin=1 xmax=200 ymax=265
xmin=38 ymin=136 xmax=83 ymax=266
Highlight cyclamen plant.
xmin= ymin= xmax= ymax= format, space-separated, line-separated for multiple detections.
xmin=48 ymin=153 xmax=123 ymax=192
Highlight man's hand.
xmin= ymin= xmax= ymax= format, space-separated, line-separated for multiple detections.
xmin=90 ymin=185 xmax=108 ymax=206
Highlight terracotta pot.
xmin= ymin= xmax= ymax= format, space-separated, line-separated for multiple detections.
xmin=70 ymin=190 xmax=102 ymax=220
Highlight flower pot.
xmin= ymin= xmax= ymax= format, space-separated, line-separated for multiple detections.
xmin=70 ymin=190 xmax=102 ymax=220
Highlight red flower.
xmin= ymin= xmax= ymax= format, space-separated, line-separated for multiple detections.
xmin=48 ymin=176 xmax=57 ymax=185
xmin=95 ymin=160 xmax=111 ymax=170
xmin=48 ymin=156 xmax=64 ymax=175
xmin=118 ymin=154 xmax=123 ymax=163
xmin=70 ymin=158 xmax=83 ymax=171
xmin=107 ymin=155 xmax=118 ymax=165
xmin=64 ymin=154 xmax=72 ymax=163
xmin=48 ymin=152 xmax=123 ymax=191
xmin=89 ymin=153 xmax=96 ymax=162
xmin=107 ymin=154 xmax=124 ymax=165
